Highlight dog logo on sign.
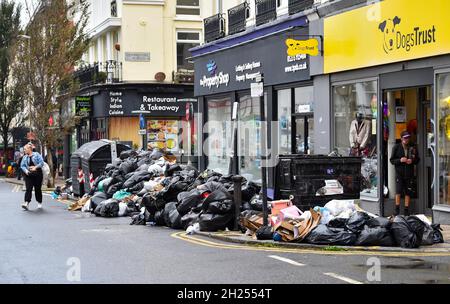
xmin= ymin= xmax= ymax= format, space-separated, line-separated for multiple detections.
xmin=378 ymin=16 xmax=401 ymax=54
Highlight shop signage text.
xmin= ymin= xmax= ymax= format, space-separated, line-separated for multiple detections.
xmin=75 ymin=96 xmax=92 ymax=117
xmin=324 ymin=0 xmax=450 ymax=73
xmin=109 ymin=91 xmax=123 ymax=116
xmin=137 ymin=96 xmax=181 ymax=113
xmin=285 ymin=38 xmax=319 ymax=57
xmin=235 ymin=61 xmax=262 ymax=83
xmin=194 ymin=25 xmax=310 ymax=96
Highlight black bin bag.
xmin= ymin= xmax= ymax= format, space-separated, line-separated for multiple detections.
xmin=356 ymin=226 xmax=395 ymax=247
xmin=391 ymin=215 xmax=426 ymax=248
xmin=198 ymin=213 xmax=234 ymax=232
xmin=304 ymin=225 xmax=357 ymax=246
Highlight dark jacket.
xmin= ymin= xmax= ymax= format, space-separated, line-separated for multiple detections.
xmin=390 ymin=143 xmax=419 ymax=178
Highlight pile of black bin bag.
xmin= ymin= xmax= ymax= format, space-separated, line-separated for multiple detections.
xmin=86 ymin=149 xmax=263 ymax=232
xmin=304 ymin=211 xmax=444 ymax=249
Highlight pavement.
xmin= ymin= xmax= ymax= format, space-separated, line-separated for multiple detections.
xmin=1 ymin=178 xmax=450 ymax=284
xmin=0 ymin=176 xmax=66 ymax=192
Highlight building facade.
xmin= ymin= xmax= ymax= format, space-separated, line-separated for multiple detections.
xmin=192 ymin=0 xmax=450 ymax=224
xmin=65 ymin=0 xmax=241 ymax=177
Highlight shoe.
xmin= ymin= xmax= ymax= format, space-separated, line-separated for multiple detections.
xmin=37 ymin=203 xmax=42 ymax=209
xmin=404 ymin=208 xmax=410 ymax=216
xmin=21 ymin=202 xmax=29 ymax=211
xmin=394 ymin=205 xmax=400 ymax=216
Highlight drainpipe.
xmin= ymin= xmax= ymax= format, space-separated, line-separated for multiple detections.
xmin=216 ymin=0 xmax=223 ymax=14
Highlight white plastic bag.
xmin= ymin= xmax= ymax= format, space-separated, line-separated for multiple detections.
xmin=148 ymin=164 xmax=164 ymax=176
xmin=118 ymin=202 xmax=128 ymax=217
xmin=81 ymin=199 xmax=92 ymax=212
xmin=42 ymin=162 xmax=50 ymax=186
xmin=324 ymin=200 xmax=356 ymax=217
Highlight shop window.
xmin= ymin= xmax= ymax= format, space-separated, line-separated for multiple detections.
xmin=176 ymin=0 xmax=200 ymax=15
xmin=238 ymin=95 xmax=262 ymax=182
xmin=206 ymin=97 xmax=232 ymax=174
xmin=277 ymin=89 xmax=291 ymax=155
xmin=147 ymin=119 xmax=195 ymax=155
xmin=176 ymin=31 xmax=200 ymax=71
xmin=333 ymin=81 xmax=378 ymax=198
xmin=437 ymin=73 xmax=450 ymax=206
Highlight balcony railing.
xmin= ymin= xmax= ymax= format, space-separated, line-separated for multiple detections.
xmin=111 ymin=0 xmax=118 ymax=17
xmin=289 ymin=0 xmax=314 ymax=15
xmin=255 ymin=0 xmax=279 ymax=27
xmin=204 ymin=13 xmax=225 ymax=43
xmin=228 ymin=2 xmax=250 ymax=36
xmin=73 ymin=60 xmax=122 ymax=90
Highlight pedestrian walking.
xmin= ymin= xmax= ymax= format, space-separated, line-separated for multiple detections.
xmin=15 ymin=148 xmax=24 ymax=180
xmin=20 ymin=143 xmax=45 ymax=211
xmin=390 ymin=130 xmax=420 ymax=216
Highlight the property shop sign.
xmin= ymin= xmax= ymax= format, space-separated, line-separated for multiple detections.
xmin=93 ymin=90 xmax=196 ymax=117
xmin=194 ymin=26 xmax=311 ymax=96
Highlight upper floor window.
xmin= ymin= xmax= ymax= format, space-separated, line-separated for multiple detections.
xmin=176 ymin=31 xmax=201 ymax=70
xmin=176 ymin=0 xmax=200 ymax=16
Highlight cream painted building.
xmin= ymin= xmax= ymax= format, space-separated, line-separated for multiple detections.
xmin=83 ymin=0 xmax=243 ymax=83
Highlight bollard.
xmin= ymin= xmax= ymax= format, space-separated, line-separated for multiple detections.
xmin=232 ymin=175 xmax=244 ymax=231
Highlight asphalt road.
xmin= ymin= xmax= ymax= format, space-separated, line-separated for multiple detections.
xmin=1 ymin=179 xmax=450 ymax=284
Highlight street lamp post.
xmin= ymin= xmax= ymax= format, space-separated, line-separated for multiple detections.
xmin=17 ymin=35 xmax=32 ymax=133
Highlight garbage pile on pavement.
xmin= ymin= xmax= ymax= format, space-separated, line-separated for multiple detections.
xmin=61 ymin=149 xmax=262 ymax=233
xmin=56 ymin=148 xmax=445 ymax=249
xmin=240 ymin=199 xmax=445 ymax=248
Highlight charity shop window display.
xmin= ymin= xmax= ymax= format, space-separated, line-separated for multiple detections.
xmin=333 ymin=81 xmax=379 ymax=198
xmin=437 ymin=73 xmax=450 ymax=206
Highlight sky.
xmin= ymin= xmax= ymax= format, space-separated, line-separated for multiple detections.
xmin=16 ymin=0 xmax=38 ymax=27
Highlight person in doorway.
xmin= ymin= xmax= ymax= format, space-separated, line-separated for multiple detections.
xmin=390 ymin=131 xmax=420 ymax=216
xmin=20 ymin=143 xmax=45 ymax=211
xmin=349 ymin=112 xmax=371 ymax=156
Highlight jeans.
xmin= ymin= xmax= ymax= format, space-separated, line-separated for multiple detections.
xmin=24 ymin=171 xmax=43 ymax=203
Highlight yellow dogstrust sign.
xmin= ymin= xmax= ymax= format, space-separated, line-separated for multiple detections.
xmin=324 ymin=0 xmax=450 ymax=73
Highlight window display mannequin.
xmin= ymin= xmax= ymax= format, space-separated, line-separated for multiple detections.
xmin=349 ymin=112 xmax=371 ymax=156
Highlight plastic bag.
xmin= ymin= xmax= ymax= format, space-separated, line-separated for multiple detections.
xmin=94 ymin=199 xmax=120 ymax=217
xmin=113 ymin=190 xmax=132 ymax=201
xmin=346 ymin=211 xmax=371 ymax=234
xmin=432 ymin=224 xmax=444 ymax=244
xmin=367 ymin=217 xmax=392 ymax=229
xmin=118 ymin=202 xmax=128 ymax=217
xmin=199 ymin=213 xmax=234 ymax=232
xmin=181 ymin=211 xmax=201 ymax=229
xmin=324 ymin=200 xmax=356 ymax=217
xmin=207 ymin=200 xmax=234 ymax=215
xmin=314 ymin=207 xmax=333 ymax=225
xmin=391 ymin=216 xmax=425 ymax=248
xmin=90 ymin=192 xmax=108 ymax=210
xmin=256 ymin=226 xmax=273 ymax=240
xmin=304 ymin=225 xmax=357 ymax=246
xmin=81 ymin=199 xmax=92 ymax=212
xmin=327 ymin=217 xmax=348 ymax=228
xmin=177 ymin=189 xmax=202 ymax=216
xmin=356 ymin=226 xmax=395 ymax=247
xmin=163 ymin=202 xmax=182 ymax=229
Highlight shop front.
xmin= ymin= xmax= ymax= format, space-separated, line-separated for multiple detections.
xmin=322 ymin=0 xmax=450 ymax=223
xmin=76 ymin=83 xmax=198 ymax=165
xmin=192 ymin=14 xmax=315 ymax=195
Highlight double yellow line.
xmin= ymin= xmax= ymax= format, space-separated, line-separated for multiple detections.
xmin=171 ymin=232 xmax=450 ymax=257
